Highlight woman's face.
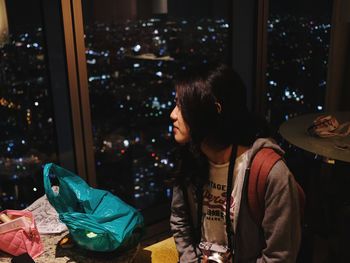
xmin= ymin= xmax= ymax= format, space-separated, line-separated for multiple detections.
xmin=170 ymin=97 xmax=191 ymax=144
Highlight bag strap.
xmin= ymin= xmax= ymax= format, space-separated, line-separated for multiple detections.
xmin=225 ymin=145 xmax=238 ymax=254
xmin=181 ymin=146 xmax=237 ymax=262
xmin=248 ymin=148 xmax=306 ymax=225
xmin=248 ymin=148 xmax=282 ymax=225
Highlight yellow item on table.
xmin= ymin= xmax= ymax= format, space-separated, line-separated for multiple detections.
xmin=134 ymin=237 xmax=179 ymax=263
xmin=58 ymin=235 xmax=75 ymax=249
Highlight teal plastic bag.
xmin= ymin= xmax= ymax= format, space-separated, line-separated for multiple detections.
xmin=43 ymin=163 xmax=144 ymax=252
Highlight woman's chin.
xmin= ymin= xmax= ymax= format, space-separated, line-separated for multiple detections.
xmin=174 ymin=136 xmax=190 ymax=144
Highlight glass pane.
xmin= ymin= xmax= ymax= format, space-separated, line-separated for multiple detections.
xmin=0 ymin=0 xmax=58 ymax=209
xmin=82 ymin=0 xmax=231 ymax=220
xmin=266 ymin=0 xmax=332 ymax=127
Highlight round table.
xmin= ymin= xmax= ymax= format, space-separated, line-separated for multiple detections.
xmin=279 ymin=111 xmax=350 ymax=262
xmin=279 ymin=112 xmax=350 ymax=163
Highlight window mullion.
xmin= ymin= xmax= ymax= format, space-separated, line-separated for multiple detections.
xmin=71 ymin=0 xmax=97 ymax=187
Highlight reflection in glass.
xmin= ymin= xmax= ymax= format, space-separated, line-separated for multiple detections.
xmin=0 ymin=0 xmax=58 ymax=210
xmin=82 ymin=0 xmax=231 ymax=211
xmin=266 ymin=0 xmax=332 ymax=127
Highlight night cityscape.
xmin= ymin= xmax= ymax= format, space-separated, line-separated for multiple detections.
xmin=266 ymin=14 xmax=330 ymax=127
xmin=0 ymin=14 xmax=330 ymax=213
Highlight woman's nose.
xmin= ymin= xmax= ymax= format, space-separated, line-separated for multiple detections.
xmin=170 ymin=107 xmax=177 ymax=121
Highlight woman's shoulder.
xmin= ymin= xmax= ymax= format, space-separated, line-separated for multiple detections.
xmin=264 ymin=159 xmax=298 ymax=203
xmin=247 ymin=138 xmax=295 ymax=193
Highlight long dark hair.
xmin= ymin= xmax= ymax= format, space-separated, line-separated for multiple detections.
xmin=176 ymin=64 xmax=262 ymax=149
xmin=172 ymin=64 xmax=269 ymax=183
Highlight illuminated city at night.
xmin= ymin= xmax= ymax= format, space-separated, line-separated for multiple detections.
xmin=0 ymin=13 xmax=331 ymax=211
xmin=3 ymin=0 xmax=350 ymax=262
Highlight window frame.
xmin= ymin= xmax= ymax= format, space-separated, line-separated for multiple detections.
xmin=43 ymin=0 xmax=263 ymax=230
xmin=42 ymin=0 xmax=96 ymax=183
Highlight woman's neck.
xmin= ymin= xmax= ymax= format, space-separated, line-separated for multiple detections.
xmin=200 ymin=143 xmax=249 ymax=165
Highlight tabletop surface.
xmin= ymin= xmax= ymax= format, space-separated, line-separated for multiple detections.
xmin=0 ymin=231 xmax=138 ymax=263
xmin=279 ymin=112 xmax=350 ymax=163
xmin=0 ymin=233 xmax=178 ymax=263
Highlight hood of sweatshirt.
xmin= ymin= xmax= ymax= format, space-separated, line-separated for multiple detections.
xmin=232 ymin=137 xmax=284 ymax=231
xmin=247 ymin=138 xmax=285 ymax=164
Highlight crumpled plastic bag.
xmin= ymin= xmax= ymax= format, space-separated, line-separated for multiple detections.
xmin=43 ymin=163 xmax=144 ymax=252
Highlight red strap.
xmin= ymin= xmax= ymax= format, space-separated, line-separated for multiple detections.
xmin=248 ymin=148 xmax=282 ymax=224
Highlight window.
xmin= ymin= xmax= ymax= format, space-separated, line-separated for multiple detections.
xmin=81 ymin=0 xmax=232 ymax=222
xmin=266 ymin=0 xmax=332 ymax=127
xmin=264 ymin=2 xmax=334 ymax=261
xmin=0 ymin=0 xmax=59 ymax=210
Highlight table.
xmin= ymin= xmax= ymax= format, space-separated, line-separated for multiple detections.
xmin=0 ymin=233 xmax=178 ymax=263
xmin=279 ymin=112 xmax=350 ymax=163
xmin=279 ymin=111 xmax=350 ymax=262
xmin=0 ymin=231 xmax=139 ymax=263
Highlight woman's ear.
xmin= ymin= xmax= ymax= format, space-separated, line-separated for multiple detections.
xmin=215 ymin=102 xmax=222 ymax=114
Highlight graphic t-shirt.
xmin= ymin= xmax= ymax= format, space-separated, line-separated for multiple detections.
xmin=201 ymin=152 xmax=247 ymax=246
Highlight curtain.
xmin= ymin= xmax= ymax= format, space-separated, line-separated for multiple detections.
xmin=326 ymin=0 xmax=350 ymax=111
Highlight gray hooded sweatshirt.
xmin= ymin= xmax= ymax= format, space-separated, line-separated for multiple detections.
xmin=170 ymin=138 xmax=301 ymax=263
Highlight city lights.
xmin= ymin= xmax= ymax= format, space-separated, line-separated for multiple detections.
xmin=1 ymin=12 xmax=330 ymax=211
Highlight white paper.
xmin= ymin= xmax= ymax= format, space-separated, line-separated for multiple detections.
xmin=25 ymin=195 xmax=67 ymax=234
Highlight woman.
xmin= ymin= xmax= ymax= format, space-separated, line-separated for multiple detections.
xmin=169 ymin=64 xmax=301 ymax=263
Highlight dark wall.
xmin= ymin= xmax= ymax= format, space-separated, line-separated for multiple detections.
xmin=5 ymin=0 xmax=42 ymax=32
xmin=83 ymin=0 xmax=231 ymax=24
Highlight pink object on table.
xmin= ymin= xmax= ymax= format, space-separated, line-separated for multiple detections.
xmin=0 ymin=210 xmax=44 ymax=258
